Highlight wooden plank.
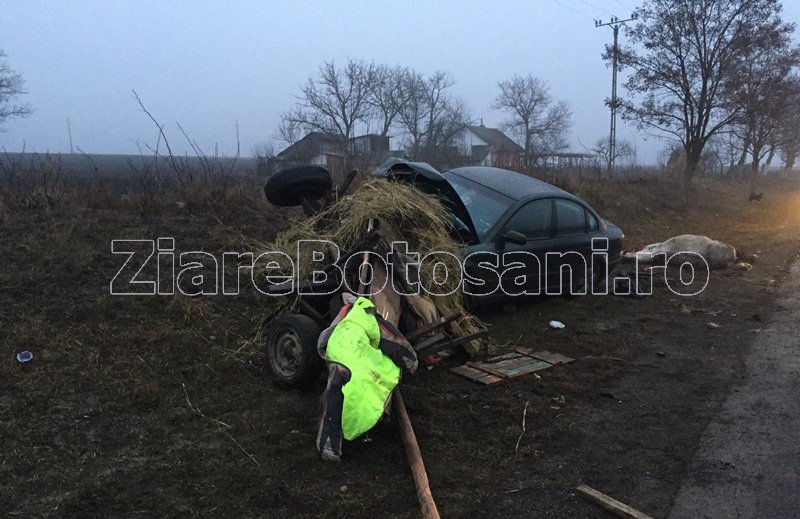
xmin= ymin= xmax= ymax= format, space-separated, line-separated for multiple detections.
xmin=465 ymin=361 xmax=509 ymax=380
xmin=474 ymin=373 xmax=501 ymax=385
xmin=484 ymin=357 xmax=550 ymax=374
xmin=417 ymin=330 xmax=489 ymax=357
xmin=394 ymin=390 xmax=440 ymax=519
xmin=452 ymin=365 xmax=499 ymax=384
xmin=452 ymin=349 xmax=575 ymax=385
xmin=576 ymin=485 xmax=654 ymax=519
xmin=406 ymin=313 xmax=460 ymax=342
xmin=466 ymin=358 xmax=552 ymax=379
xmin=483 ymin=351 xmax=521 ymax=362
xmin=527 ymin=350 xmax=575 ymax=365
xmin=477 ymin=374 xmax=501 ymax=384
xmin=415 ymin=341 xmax=457 ymax=359
xmin=449 ymin=365 xmax=502 ymax=384
xmin=488 ymin=356 xmax=531 ymax=371
xmin=412 ymin=333 xmax=447 ymax=353
xmin=500 ymin=360 xmax=552 ymax=377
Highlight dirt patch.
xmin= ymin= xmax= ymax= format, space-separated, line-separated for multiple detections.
xmin=1 ymin=176 xmax=799 ymax=517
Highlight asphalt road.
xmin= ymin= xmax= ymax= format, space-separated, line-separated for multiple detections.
xmin=669 ymin=258 xmax=800 ymax=518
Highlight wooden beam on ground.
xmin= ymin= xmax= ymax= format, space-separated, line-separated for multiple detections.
xmin=394 ymin=389 xmax=440 ymax=519
xmin=576 ymin=485 xmax=654 ymax=519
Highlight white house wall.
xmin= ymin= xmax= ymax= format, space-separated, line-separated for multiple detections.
xmin=456 ymin=129 xmax=489 ymax=156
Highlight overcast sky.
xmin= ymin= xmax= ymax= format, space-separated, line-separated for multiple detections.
xmin=2 ymin=0 xmax=800 ymax=164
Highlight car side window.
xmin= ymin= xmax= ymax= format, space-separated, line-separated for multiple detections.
xmin=503 ymin=199 xmax=552 ymax=240
xmin=555 ymin=199 xmax=587 ymax=237
xmin=587 ymin=210 xmax=599 ymax=232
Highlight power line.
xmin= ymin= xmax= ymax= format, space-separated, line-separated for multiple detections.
xmin=579 ymin=0 xmax=618 ymax=18
xmin=612 ymin=0 xmax=635 ymax=11
xmin=551 ymin=0 xmax=595 ymax=21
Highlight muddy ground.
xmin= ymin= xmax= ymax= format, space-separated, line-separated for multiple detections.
xmin=2 ymin=175 xmax=799 ymax=518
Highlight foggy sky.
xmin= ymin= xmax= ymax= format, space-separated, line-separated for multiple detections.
xmin=2 ymin=0 xmax=800 ymax=164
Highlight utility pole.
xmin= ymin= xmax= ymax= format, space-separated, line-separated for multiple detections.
xmin=595 ymin=13 xmax=637 ymax=174
xmin=66 ymin=117 xmax=74 ymax=153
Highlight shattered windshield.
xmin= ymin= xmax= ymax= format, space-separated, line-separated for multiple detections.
xmin=445 ymin=174 xmax=514 ymax=240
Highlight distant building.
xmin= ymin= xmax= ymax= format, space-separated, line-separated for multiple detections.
xmin=451 ymin=124 xmax=524 ymax=169
xmin=267 ymin=132 xmax=393 ymax=178
xmin=527 ymin=152 xmax=600 ymax=179
xmin=531 ymin=152 xmax=597 ymax=170
xmin=351 ymin=134 xmax=390 ymax=156
xmin=275 ymin=132 xmax=347 ymax=174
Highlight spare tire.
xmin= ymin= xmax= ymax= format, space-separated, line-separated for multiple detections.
xmin=264 ymin=166 xmax=332 ymax=207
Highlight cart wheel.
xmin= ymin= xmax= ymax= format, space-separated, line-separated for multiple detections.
xmin=264 ymin=166 xmax=332 ymax=207
xmin=266 ymin=313 xmax=324 ymax=388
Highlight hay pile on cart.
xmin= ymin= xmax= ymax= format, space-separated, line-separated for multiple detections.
xmin=257 ymin=172 xmax=486 ymax=388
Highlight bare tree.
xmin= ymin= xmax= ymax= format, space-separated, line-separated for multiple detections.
xmin=395 ymin=70 xmax=471 ymax=165
xmin=0 ymin=51 xmax=31 ymax=127
xmin=426 ymin=96 xmax=472 ymax=166
xmin=770 ymin=76 xmax=800 ymax=174
xmin=394 ymin=71 xmax=429 ymax=157
xmin=706 ymin=131 xmax=745 ymax=175
xmin=251 ymin=141 xmax=275 ymax=161
xmin=280 ymin=59 xmax=377 ymax=163
xmin=368 ymin=65 xmax=408 ymax=137
xmin=592 ymin=137 xmax=636 ymax=169
xmin=727 ymin=33 xmax=799 ymax=193
xmin=614 ymin=0 xmax=794 ymax=204
xmin=274 ymin=116 xmax=304 ymax=150
xmin=492 ymin=74 xmax=571 ymax=171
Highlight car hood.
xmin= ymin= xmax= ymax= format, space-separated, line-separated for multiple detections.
xmin=603 ymin=218 xmax=622 ymax=232
xmin=375 ymin=158 xmax=479 ymax=243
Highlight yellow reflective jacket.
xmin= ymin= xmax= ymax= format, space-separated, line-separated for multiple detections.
xmin=323 ymin=297 xmax=401 ymax=440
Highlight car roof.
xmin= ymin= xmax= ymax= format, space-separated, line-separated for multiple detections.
xmin=444 ymin=166 xmax=571 ymax=201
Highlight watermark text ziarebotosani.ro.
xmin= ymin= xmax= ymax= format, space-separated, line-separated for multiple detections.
xmin=109 ymin=238 xmax=710 ymax=298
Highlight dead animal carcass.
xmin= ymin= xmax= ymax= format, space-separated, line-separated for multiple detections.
xmin=624 ymin=234 xmax=751 ymax=270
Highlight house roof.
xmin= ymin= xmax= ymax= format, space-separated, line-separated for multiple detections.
xmin=464 ymin=125 xmax=524 ymax=153
xmin=277 ymin=132 xmax=392 ymax=160
xmin=277 ymin=132 xmax=345 ymax=159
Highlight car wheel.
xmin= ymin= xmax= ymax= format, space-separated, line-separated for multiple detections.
xmin=265 ymin=313 xmax=324 ymax=388
xmin=264 ymin=166 xmax=332 ymax=207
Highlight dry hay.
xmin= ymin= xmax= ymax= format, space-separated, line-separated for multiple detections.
xmin=258 ymin=179 xmax=484 ymax=353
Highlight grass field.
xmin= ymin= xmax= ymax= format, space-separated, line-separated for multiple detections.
xmin=2 ymin=170 xmax=799 ymax=517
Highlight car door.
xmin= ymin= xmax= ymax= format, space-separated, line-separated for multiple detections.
xmin=547 ymin=198 xmax=594 ymax=294
xmin=492 ymin=198 xmax=555 ymax=296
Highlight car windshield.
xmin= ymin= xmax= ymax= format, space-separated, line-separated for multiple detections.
xmin=445 ymin=174 xmax=514 ymax=240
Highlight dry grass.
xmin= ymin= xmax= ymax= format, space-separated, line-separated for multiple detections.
xmin=259 ymin=179 xmax=484 ymax=349
xmin=2 ymin=168 xmax=800 ymax=518
xmin=547 ymin=173 xmax=800 ymax=248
